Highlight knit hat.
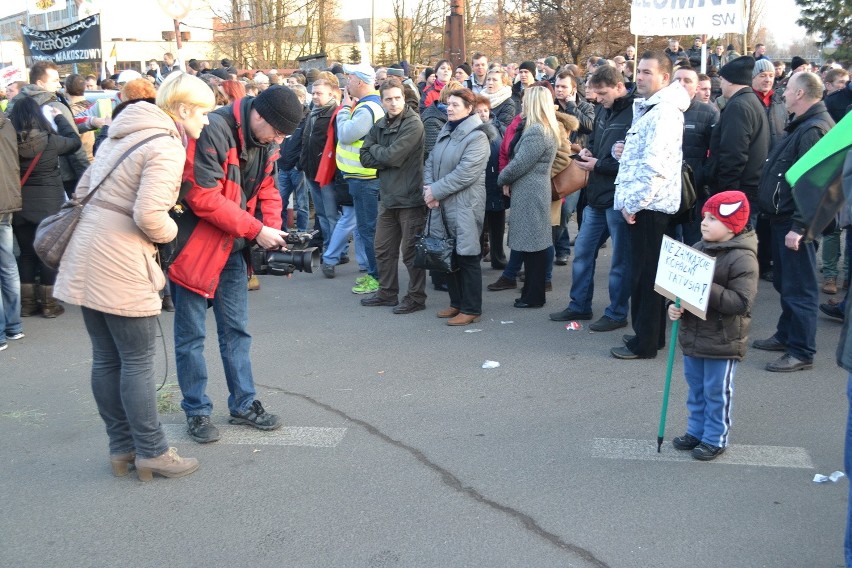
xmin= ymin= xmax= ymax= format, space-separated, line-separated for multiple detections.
xmin=424 ymin=67 xmax=435 ymax=79
xmin=702 ymin=191 xmax=750 ymax=234
xmin=791 ymin=56 xmax=809 ymax=71
xmin=519 ymin=61 xmax=537 ymax=74
xmin=544 ymin=56 xmax=559 ymax=70
xmin=253 ymin=85 xmax=304 ymax=135
xmin=752 ymin=58 xmax=774 ymax=77
xmin=210 ymin=68 xmax=230 ymax=80
xmin=342 ymin=62 xmax=376 ymax=85
xmin=387 ymin=67 xmax=405 ymax=78
xmin=719 ymin=56 xmax=755 ymax=85
xmin=456 ymin=62 xmax=472 ymax=76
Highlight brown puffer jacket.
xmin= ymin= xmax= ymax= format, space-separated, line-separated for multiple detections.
xmin=0 ymin=114 xmax=21 ymax=214
xmin=53 ymin=102 xmax=186 ymax=317
xmin=551 ymin=111 xmax=579 ymax=177
xmin=676 ymin=229 xmax=759 ymax=361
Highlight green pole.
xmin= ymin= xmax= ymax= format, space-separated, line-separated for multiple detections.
xmin=657 ymin=298 xmax=680 ymax=452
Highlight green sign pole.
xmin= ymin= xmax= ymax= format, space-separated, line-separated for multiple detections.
xmin=657 ymin=298 xmax=680 ymax=452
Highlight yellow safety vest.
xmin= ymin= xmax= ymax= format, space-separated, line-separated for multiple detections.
xmin=336 ymin=95 xmax=384 ymax=179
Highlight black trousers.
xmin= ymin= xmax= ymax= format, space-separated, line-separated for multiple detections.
xmin=484 ymin=211 xmax=507 ymax=264
xmin=447 ymin=254 xmax=483 ymax=315
xmin=626 ymin=210 xmax=671 ymax=357
xmin=520 ymin=249 xmax=548 ymax=306
xmin=13 ymin=219 xmax=57 ymax=285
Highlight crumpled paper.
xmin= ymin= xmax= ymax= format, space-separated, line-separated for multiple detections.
xmin=813 ymin=471 xmax=845 ymax=483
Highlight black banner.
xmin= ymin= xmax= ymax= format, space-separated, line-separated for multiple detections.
xmin=22 ymin=14 xmax=102 ymax=65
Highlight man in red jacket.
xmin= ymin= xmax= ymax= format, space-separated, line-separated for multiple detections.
xmin=169 ymin=85 xmax=304 ymax=443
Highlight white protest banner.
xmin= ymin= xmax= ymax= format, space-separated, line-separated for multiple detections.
xmin=630 ymin=0 xmax=747 ymax=36
xmin=653 ymin=235 xmax=716 ymax=320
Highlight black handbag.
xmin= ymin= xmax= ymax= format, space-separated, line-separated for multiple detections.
xmin=413 ymin=209 xmax=457 ymax=273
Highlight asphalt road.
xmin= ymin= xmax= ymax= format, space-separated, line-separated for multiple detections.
xmin=1 ymin=244 xmax=848 ymax=568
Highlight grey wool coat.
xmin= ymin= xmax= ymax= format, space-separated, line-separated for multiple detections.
xmin=424 ymin=113 xmax=493 ymax=256
xmin=497 ymin=123 xmax=557 ymax=252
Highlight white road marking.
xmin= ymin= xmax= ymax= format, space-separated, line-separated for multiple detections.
xmin=591 ymin=438 xmax=815 ymax=469
xmin=162 ymin=424 xmax=347 ymax=447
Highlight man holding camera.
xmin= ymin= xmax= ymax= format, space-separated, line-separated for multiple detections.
xmin=169 ymin=85 xmax=304 ymax=443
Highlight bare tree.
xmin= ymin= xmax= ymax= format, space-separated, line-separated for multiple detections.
xmin=387 ymin=0 xmax=445 ymax=64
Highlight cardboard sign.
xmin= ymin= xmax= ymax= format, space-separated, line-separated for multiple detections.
xmin=630 ymin=0 xmax=746 ymax=36
xmin=654 ymin=235 xmax=716 ymax=320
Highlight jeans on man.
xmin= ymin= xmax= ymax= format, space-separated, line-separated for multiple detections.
xmin=568 ymin=206 xmax=631 ymax=321
xmin=305 ymin=177 xmax=339 ymax=251
xmin=323 ymin=205 xmax=367 ymax=268
xmin=349 ymin=178 xmax=380 ymax=278
xmin=770 ymin=219 xmax=818 ymax=362
xmin=554 ymin=193 xmax=581 ymax=257
xmin=278 ymin=168 xmax=309 ymax=232
xmin=447 ymin=254 xmax=482 ymax=315
xmin=82 ymin=307 xmax=168 ymax=458
xmin=172 ymin=251 xmax=256 ymax=417
xmin=0 ymin=215 xmax=22 ymax=338
xmin=374 ymin=205 xmax=428 ymax=304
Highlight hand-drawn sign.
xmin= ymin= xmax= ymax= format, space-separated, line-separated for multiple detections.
xmin=654 ymin=235 xmax=716 ymax=320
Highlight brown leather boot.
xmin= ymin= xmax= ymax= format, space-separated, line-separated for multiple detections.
xmin=110 ymin=451 xmax=136 ymax=477
xmin=437 ymin=307 xmax=461 ymax=318
xmin=248 ymin=275 xmax=260 ymax=291
xmin=39 ymin=285 xmax=64 ymax=318
xmin=20 ymin=283 xmax=39 ymax=317
xmin=135 ymin=447 xmax=199 ymax=481
xmin=447 ymin=313 xmax=481 ymax=326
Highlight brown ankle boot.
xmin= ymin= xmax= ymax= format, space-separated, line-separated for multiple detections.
xmin=437 ymin=307 xmax=461 ymax=318
xmin=40 ymin=285 xmax=64 ymax=318
xmin=447 ymin=313 xmax=481 ymax=326
xmin=20 ymin=283 xmax=39 ymax=317
xmin=110 ymin=451 xmax=137 ymax=477
xmin=135 ymin=447 xmax=199 ymax=481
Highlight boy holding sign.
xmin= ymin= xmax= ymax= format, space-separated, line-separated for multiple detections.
xmin=667 ymin=191 xmax=758 ymax=461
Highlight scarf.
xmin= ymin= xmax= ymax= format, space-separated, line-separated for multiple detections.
xmin=484 ymin=85 xmax=512 ymax=110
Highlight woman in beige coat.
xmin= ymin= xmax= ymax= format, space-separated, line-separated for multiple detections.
xmin=54 ymin=73 xmax=214 ymax=481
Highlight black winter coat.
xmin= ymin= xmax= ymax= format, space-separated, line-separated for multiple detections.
xmin=757 ymin=101 xmax=834 ymax=230
xmin=277 ymin=106 xmax=309 ymax=171
xmin=825 ymin=86 xmax=852 ymax=124
xmin=298 ymin=101 xmax=336 ymax=180
xmin=757 ymin=90 xmax=789 ymax=150
xmin=682 ymin=99 xmax=718 ymax=194
xmin=491 ymin=98 xmax=517 ymax=130
xmin=360 ymin=106 xmax=426 ymax=209
xmin=13 ymin=114 xmax=82 ymax=225
xmin=584 ymin=88 xmax=635 ymax=209
xmin=421 ymin=101 xmax=447 ymax=161
xmin=484 ymin=119 xmax=506 ymax=212
xmin=705 ymin=87 xmax=770 ymax=202
xmin=557 ymin=99 xmax=595 ymax=149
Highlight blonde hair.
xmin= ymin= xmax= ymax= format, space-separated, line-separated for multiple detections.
xmin=312 ymin=71 xmax=341 ymax=102
xmin=156 ymin=72 xmax=216 ymax=118
xmin=522 ymin=86 xmax=563 ymax=142
xmin=439 ymin=80 xmax=464 ymax=103
xmin=486 ymin=68 xmax=511 ymax=87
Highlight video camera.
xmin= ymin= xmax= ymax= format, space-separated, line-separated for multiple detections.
xmin=250 ymin=230 xmax=320 ymax=276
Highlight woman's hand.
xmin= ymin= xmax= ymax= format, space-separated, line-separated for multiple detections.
xmin=668 ymin=304 xmax=683 ymax=321
xmin=502 ymin=184 xmax=511 ymax=197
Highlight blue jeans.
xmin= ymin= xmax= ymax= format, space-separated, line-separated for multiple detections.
xmin=568 ymin=206 xmax=631 ymax=321
xmin=683 ymin=356 xmax=736 ymax=448
xmin=278 ymin=168 xmax=309 ymax=231
xmin=82 ymin=307 xmax=168 ymax=459
xmin=770 ymin=220 xmax=818 ymax=361
xmin=502 ymin=247 xmax=554 ymax=282
xmin=306 ymin=177 xmax=339 ymax=251
xmin=554 ymin=193 xmax=580 ymax=256
xmin=323 ymin=205 xmax=367 ymax=268
xmin=172 ymin=251 xmax=256 ymax=417
xmin=0 ymin=215 xmax=22 ymax=339
xmin=349 ymin=178 xmax=380 ymax=278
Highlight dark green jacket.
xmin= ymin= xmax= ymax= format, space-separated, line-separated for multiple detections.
xmin=360 ymin=105 xmax=425 ymax=209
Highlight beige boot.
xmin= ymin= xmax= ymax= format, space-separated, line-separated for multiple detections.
xmin=247 ymin=275 xmax=260 ymax=291
xmin=40 ymin=285 xmax=65 ymax=318
xmin=110 ymin=451 xmax=136 ymax=477
xmin=135 ymin=447 xmax=199 ymax=481
xmin=20 ymin=283 xmax=39 ymax=317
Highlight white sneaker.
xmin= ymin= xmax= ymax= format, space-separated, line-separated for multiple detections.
xmin=7 ymin=332 xmax=24 ymax=340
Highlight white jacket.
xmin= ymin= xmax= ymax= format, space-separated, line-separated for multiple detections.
xmin=614 ymin=81 xmax=691 ymax=215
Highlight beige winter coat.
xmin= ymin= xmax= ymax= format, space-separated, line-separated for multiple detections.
xmin=54 ymin=102 xmax=185 ymax=317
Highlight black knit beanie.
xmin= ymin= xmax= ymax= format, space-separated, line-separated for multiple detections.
xmin=519 ymin=61 xmax=537 ymax=74
xmin=719 ymin=56 xmax=755 ymax=86
xmin=253 ymin=85 xmax=303 ymax=135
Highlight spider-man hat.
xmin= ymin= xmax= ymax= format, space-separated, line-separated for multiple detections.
xmin=702 ymin=191 xmax=750 ymax=234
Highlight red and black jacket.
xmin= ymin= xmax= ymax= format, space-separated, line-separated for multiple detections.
xmin=168 ymin=97 xmax=282 ymax=298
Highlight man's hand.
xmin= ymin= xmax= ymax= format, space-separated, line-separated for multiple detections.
xmin=785 ymin=230 xmax=803 ymax=251
xmin=576 ymin=156 xmax=596 ymax=172
xmin=256 ymin=225 xmax=288 ymax=249
xmin=621 ymin=208 xmax=636 ymax=224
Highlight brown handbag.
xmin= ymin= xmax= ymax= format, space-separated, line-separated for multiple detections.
xmin=550 ymin=160 xmax=589 ymax=200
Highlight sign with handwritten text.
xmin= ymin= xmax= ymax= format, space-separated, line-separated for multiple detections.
xmin=654 ymin=236 xmax=715 ymax=320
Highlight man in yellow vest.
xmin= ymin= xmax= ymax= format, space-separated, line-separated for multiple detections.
xmin=336 ymin=62 xmax=385 ymax=294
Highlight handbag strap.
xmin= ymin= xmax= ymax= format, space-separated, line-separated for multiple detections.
xmin=20 ymin=151 xmax=43 ymax=186
xmin=78 ymin=132 xmax=171 ymax=206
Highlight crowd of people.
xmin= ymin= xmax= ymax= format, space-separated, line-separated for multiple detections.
xmin=1 ymin=45 xmax=851 ymax=494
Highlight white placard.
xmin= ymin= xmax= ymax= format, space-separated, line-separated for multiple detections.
xmin=653 ymin=235 xmax=715 ymax=320
xmin=630 ymin=0 xmax=747 ymax=36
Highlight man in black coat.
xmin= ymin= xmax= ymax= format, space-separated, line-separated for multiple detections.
xmin=753 ymin=72 xmax=836 ymax=372
xmin=359 ymin=78 xmax=428 ymax=314
xmin=704 ymin=56 xmax=769 ymax=216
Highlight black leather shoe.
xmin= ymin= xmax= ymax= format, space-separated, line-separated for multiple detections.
xmin=549 ymin=307 xmax=592 ymax=321
xmin=820 ymin=302 xmax=845 ymax=321
xmin=692 ymin=442 xmax=725 ymax=461
xmin=487 ymin=276 xmax=517 ymax=291
xmin=589 ymin=316 xmax=628 ymax=332
xmin=766 ymin=353 xmax=813 ymax=372
xmin=610 ymin=346 xmax=640 ymax=359
xmin=514 ymin=299 xmax=544 ymax=308
xmin=672 ymin=434 xmax=701 ymax=451
xmin=554 ymin=255 xmax=569 ymax=266
xmin=360 ymin=295 xmax=398 ymax=307
xmin=545 ymin=282 xmax=553 ymax=292
xmin=392 ymin=300 xmax=426 ymax=314
xmin=752 ymin=336 xmax=787 ymax=351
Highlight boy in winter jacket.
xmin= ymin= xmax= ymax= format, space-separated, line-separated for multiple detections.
xmin=667 ymin=191 xmax=759 ymax=461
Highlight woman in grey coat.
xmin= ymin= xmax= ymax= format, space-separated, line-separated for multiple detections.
xmin=497 ymin=87 xmax=560 ymax=308
xmin=423 ymin=88 xmax=492 ymax=326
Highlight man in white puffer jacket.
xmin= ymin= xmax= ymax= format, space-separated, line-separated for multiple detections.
xmin=611 ymin=50 xmax=691 ymax=360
